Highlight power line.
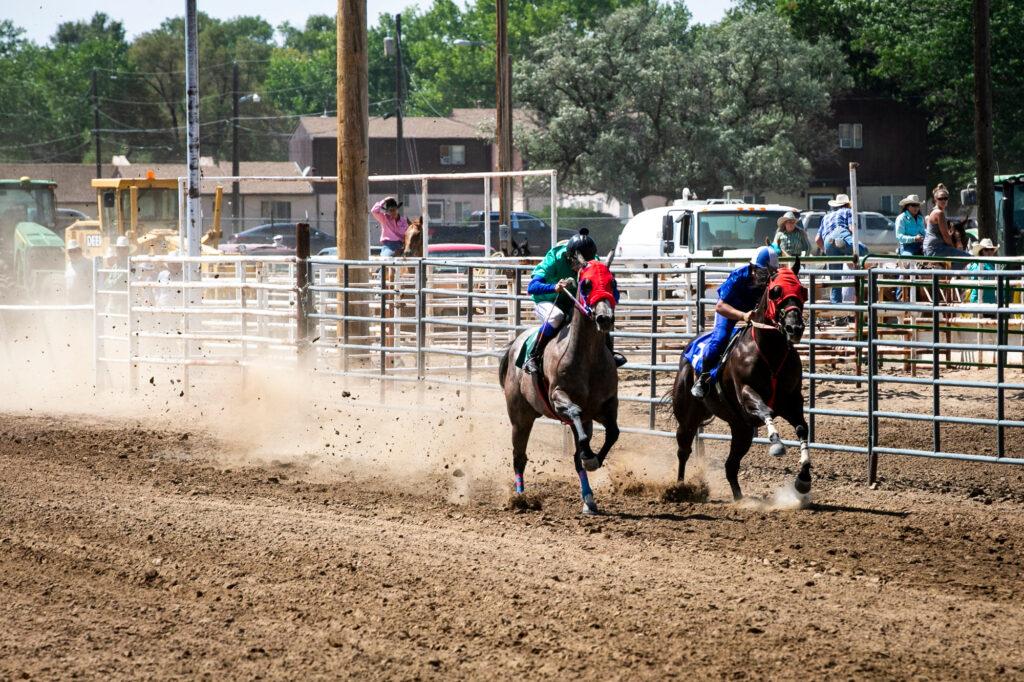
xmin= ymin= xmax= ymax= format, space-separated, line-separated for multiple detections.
xmin=0 ymin=132 xmax=85 ymax=150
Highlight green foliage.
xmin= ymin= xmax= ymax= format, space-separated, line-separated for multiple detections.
xmin=516 ymin=7 xmax=848 ymax=211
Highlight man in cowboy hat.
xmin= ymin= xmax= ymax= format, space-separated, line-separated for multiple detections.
xmin=370 ymin=196 xmax=410 ymax=257
xmin=816 ymin=193 xmax=867 ymax=311
xmin=895 ymin=194 xmax=926 ymax=256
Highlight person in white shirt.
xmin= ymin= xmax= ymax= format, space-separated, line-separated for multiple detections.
xmin=64 ymin=239 xmax=92 ymax=304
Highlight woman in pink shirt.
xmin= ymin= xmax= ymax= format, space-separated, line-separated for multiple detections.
xmin=370 ymin=197 xmax=410 ymax=257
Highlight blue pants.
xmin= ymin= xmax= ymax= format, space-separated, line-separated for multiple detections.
xmin=824 ymin=240 xmax=868 ymax=305
xmin=700 ymin=314 xmax=736 ymax=378
xmin=924 ymin=240 xmax=969 ymax=269
xmin=380 ymin=240 xmax=404 ymax=257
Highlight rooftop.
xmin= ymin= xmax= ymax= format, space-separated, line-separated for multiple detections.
xmin=294 ymin=108 xmax=529 ymax=141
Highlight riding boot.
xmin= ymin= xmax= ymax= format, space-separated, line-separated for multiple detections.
xmin=524 ymin=325 xmax=555 ymax=375
xmin=690 ymin=372 xmax=711 ymax=399
xmin=605 ymin=334 xmax=627 ymax=368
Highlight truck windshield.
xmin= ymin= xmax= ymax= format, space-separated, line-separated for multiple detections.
xmin=695 ymin=211 xmax=787 ymax=251
xmin=0 ymin=187 xmax=56 ymax=229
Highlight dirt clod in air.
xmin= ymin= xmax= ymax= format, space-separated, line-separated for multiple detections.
xmin=506 ymin=492 xmax=543 ymax=512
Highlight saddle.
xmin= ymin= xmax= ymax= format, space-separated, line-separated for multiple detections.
xmin=515 ymin=328 xmax=569 ymax=423
xmin=683 ymin=325 xmax=746 ymax=377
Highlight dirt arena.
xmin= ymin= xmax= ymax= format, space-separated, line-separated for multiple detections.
xmin=2 ymin=363 xmax=1024 ymax=679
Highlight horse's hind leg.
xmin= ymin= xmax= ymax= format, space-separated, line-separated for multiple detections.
xmin=511 ymin=416 xmax=535 ymax=494
xmin=594 ymin=397 xmax=619 ymax=466
xmin=674 ymin=395 xmax=709 ymax=483
xmin=740 ymin=385 xmax=785 ymax=458
xmin=724 ymin=424 xmax=753 ymax=501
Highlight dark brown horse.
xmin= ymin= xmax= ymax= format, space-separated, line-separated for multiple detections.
xmin=499 ymin=257 xmax=620 ymax=514
xmin=671 ymin=260 xmax=811 ymax=503
xmin=402 ymin=216 xmax=424 ymax=257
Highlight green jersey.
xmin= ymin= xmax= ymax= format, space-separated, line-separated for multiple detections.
xmin=530 ymin=243 xmax=576 ymax=304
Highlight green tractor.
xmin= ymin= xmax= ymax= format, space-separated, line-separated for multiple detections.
xmin=0 ymin=177 xmax=66 ymax=303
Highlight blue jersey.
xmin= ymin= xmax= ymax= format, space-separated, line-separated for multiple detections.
xmin=717 ymin=264 xmax=763 ymax=312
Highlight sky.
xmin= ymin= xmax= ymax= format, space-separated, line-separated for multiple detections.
xmin=6 ymin=0 xmax=733 ymax=43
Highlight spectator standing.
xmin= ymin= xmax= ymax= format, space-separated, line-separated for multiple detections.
xmin=923 ymin=184 xmax=969 ymax=261
xmin=895 ymin=194 xmax=926 ymax=256
xmin=370 ymin=197 xmax=410 ymax=257
xmin=816 ymin=193 xmax=867 ymax=308
xmin=772 ymin=211 xmax=810 ymax=256
xmin=966 ymin=238 xmax=999 ymax=305
xmin=64 ymin=239 xmax=93 ymax=304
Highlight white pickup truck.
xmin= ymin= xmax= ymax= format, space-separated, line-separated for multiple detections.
xmin=615 ymin=201 xmax=801 ymax=262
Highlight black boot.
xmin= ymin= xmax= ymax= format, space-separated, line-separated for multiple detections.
xmin=606 ymin=334 xmax=627 ymax=368
xmin=691 ymin=372 xmax=711 ymax=399
xmin=524 ymin=332 xmax=553 ymax=375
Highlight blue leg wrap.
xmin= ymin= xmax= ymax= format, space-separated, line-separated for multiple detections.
xmin=514 ymin=472 xmax=525 ymax=494
xmin=577 ymin=469 xmax=593 ymax=499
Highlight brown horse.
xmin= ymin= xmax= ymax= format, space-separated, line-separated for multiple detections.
xmin=499 ymin=257 xmax=620 ymax=514
xmin=671 ymin=260 xmax=811 ymax=503
xmin=402 ymin=216 xmax=424 ymax=257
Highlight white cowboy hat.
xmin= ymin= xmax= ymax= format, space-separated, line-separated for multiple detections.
xmin=115 ymin=235 xmax=130 ymax=248
xmin=970 ymin=238 xmax=999 ymax=256
xmin=776 ymin=210 xmax=799 ymax=228
xmin=898 ymin=194 xmax=922 ymax=208
xmin=66 ymin=239 xmax=81 ymax=250
xmin=828 ymin=193 xmax=852 ymax=208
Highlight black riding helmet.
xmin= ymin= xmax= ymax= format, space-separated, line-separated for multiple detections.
xmin=565 ymin=228 xmax=598 ymax=264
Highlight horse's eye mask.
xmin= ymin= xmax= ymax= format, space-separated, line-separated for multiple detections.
xmin=577 ymin=261 xmax=617 ymax=309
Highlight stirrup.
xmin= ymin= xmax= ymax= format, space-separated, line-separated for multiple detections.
xmin=524 ymin=355 xmax=542 ymax=375
xmin=612 ymin=352 xmax=627 ymax=368
xmin=690 ymin=374 xmax=709 ymax=399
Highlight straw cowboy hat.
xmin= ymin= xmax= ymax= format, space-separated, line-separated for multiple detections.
xmin=776 ymin=210 xmax=799 ymax=228
xmin=898 ymin=194 xmax=922 ymax=208
xmin=828 ymin=193 xmax=851 ymax=208
xmin=970 ymin=238 xmax=999 ymax=256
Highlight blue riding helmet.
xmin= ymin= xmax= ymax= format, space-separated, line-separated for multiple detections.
xmin=750 ymin=245 xmax=779 ymax=271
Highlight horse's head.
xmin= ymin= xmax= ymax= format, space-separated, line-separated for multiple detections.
xmin=576 ymin=257 xmax=618 ymax=333
xmin=764 ymin=257 xmax=807 ymax=343
xmin=403 ymin=216 xmax=423 ymax=257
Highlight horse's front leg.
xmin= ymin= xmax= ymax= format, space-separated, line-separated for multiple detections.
xmin=779 ymin=398 xmax=812 ymax=507
xmin=739 ymin=385 xmax=785 ymax=458
xmin=572 ymin=421 xmax=598 ymax=515
xmin=594 ymin=397 xmax=619 ymax=466
xmin=551 ymin=390 xmax=599 ymax=471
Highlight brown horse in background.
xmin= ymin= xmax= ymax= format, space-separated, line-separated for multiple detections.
xmin=402 ymin=217 xmax=424 ymax=257
xmin=671 ymin=260 xmax=811 ymax=503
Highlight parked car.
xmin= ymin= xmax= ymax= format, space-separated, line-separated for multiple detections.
xmin=801 ymin=211 xmax=897 ymax=254
xmin=224 ymin=223 xmax=335 ymax=254
xmin=315 ymin=243 xmax=489 ymax=261
xmin=57 ymin=208 xmax=90 ymax=233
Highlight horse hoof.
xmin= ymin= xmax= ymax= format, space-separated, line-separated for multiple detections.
xmin=581 ymin=495 xmax=599 ymax=515
xmin=796 ymin=491 xmax=812 ymax=508
xmin=581 ymin=456 xmax=601 ymax=472
xmin=768 ymin=442 xmax=786 ymax=458
xmin=794 ymin=476 xmax=811 ymax=495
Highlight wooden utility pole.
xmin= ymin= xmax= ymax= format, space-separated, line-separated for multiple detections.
xmin=973 ymin=0 xmax=996 ymax=242
xmin=495 ymin=0 xmax=513 ymax=227
xmin=231 ymin=61 xmax=240 ymax=224
xmin=337 ymin=0 xmax=369 ymax=260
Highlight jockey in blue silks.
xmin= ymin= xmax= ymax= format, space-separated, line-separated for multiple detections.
xmin=690 ymin=245 xmax=779 ymax=399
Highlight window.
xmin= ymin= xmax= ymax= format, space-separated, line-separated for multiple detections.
xmin=808 ymin=194 xmax=833 ymax=211
xmin=695 ymin=211 xmax=787 ymax=250
xmin=261 ymin=200 xmax=291 ymax=223
xmin=440 ymin=144 xmax=465 ymax=166
xmin=879 ymin=194 xmax=901 ymax=215
xmin=838 ymin=123 xmax=863 ymax=149
xmin=741 ymin=194 xmax=765 ymax=204
xmin=454 ymin=201 xmax=473 ymax=222
xmin=427 ymin=200 xmax=444 ymax=222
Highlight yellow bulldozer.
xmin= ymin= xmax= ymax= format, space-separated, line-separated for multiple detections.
xmin=65 ymin=172 xmax=223 ymax=257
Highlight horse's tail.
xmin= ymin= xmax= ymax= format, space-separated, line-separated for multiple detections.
xmin=498 ymin=343 xmax=511 ymax=387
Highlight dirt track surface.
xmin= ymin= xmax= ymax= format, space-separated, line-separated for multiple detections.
xmin=2 ymin=412 xmax=1024 ymax=680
